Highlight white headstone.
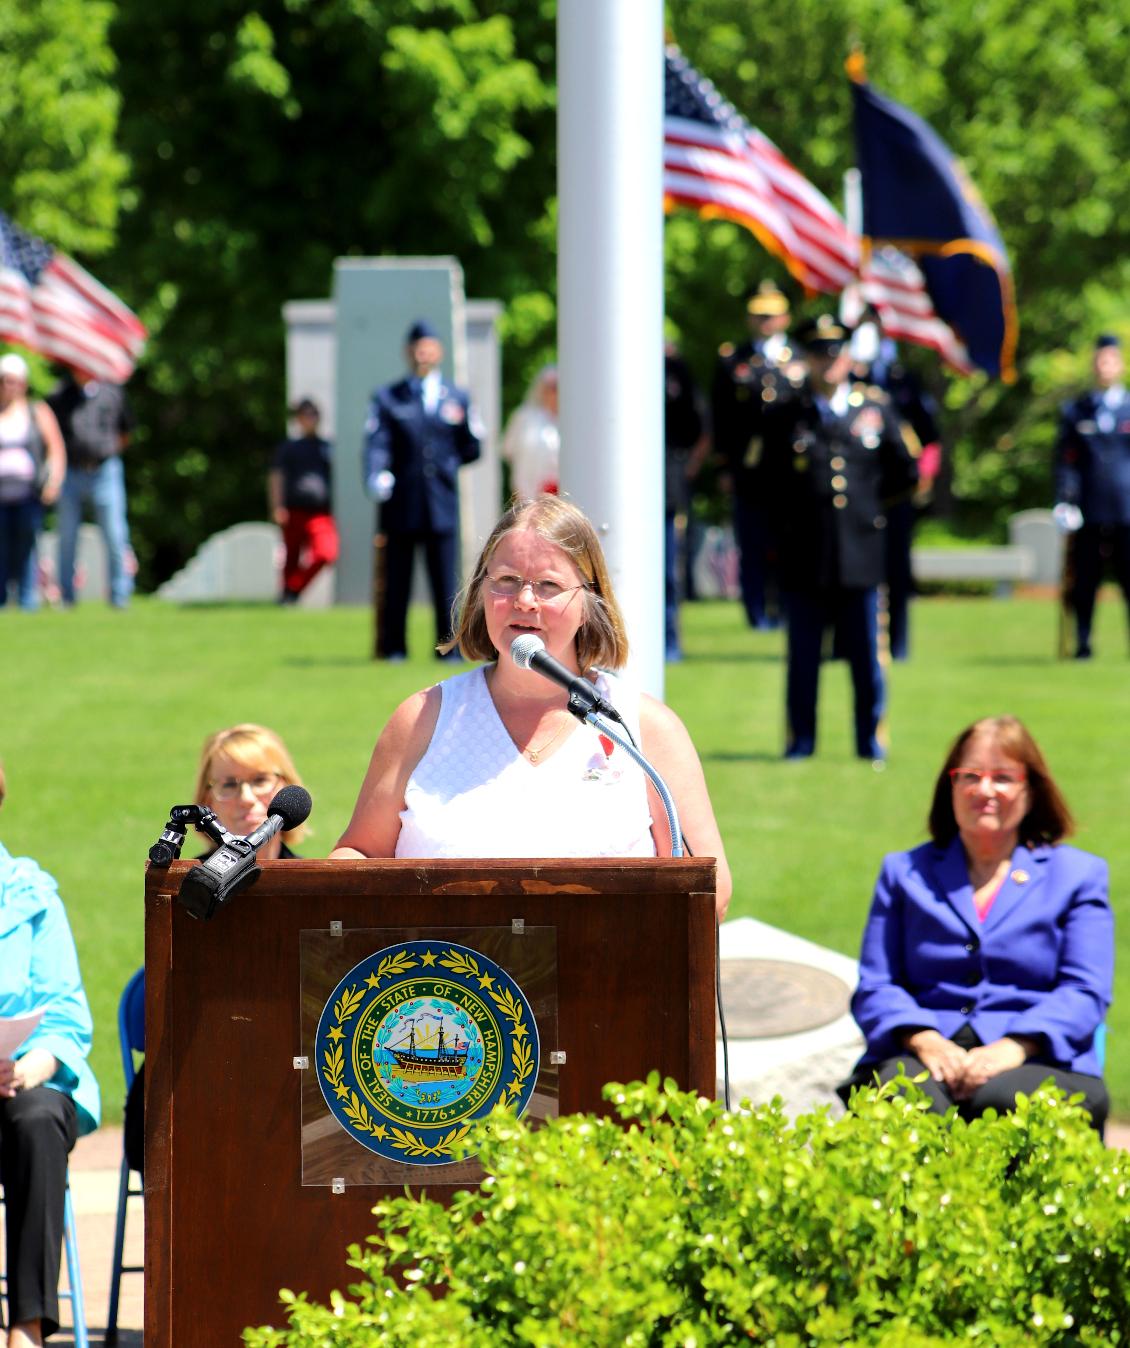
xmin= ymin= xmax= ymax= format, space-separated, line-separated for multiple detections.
xmin=157 ymin=522 xmax=334 ymax=604
xmin=1009 ymin=509 xmax=1064 ymax=586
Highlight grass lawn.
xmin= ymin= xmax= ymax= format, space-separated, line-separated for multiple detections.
xmin=2 ymin=590 xmax=1128 ymax=1116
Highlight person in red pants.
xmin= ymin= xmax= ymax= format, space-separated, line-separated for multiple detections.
xmin=268 ymin=398 xmax=339 ymax=603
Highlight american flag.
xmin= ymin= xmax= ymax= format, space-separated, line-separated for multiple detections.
xmin=664 ymin=45 xmax=858 ymax=294
xmin=0 ymin=209 xmax=146 ymax=383
xmin=858 ymin=245 xmax=974 ymax=377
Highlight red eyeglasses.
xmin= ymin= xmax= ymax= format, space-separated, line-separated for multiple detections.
xmin=948 ymin=767 xmax=1027 ymax=793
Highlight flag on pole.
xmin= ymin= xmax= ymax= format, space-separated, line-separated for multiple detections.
xmin=859 ymin=246 xmax=974 ymax=376
xmin=849 ymin=71 xmax=1016 ymax=381
xmin=664 ymin=45 xmax=858 ymax=294
xmin=0 ymin=209 xmax=146 ymax=383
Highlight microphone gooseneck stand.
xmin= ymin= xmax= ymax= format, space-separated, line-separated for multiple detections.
xmin=559 ymin=690 xmax=731 ymax=1108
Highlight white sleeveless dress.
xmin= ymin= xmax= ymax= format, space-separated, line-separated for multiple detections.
xmin=395 ymin=667 xmax=656 ymax=858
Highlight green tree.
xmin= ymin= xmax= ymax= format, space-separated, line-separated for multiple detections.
xmin=0 ymin=0 xmax=128 ymax=251
xmin=108 ymin=0 xmax=555 ymax=585
xmin=0 ymin=0 xmax=128 ymax=402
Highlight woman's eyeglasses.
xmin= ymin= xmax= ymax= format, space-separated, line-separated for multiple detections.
xmin=948 ymin=767 xmax=1027 ymax=793
xmin=209 ymin=772 xmax=281 ymax=801
xmin=486 ymin=573 xmax=587 ymax=603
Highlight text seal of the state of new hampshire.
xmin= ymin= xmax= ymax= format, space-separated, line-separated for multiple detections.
xmin=315 ymin=940 xmax=539 ymax=1165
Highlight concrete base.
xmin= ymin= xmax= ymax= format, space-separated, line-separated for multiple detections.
xmin=717 ymin=917 xmax=864 ymax=1117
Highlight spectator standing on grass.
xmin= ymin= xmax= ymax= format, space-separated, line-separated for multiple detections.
xmin=269 ymin=398 xmax=339 ymax=604
xmin=501 ymin=364 xmax=559 ymax=502
xmin=1054 ymin=333 xmax=1130 ymax=659
xmin=0 ymin=354 xmax=65 ymax=612
xmin=0 ymin=759 xmax=99 ymax=1346
xmin=47 ymin=367 xmax=136 ymax=609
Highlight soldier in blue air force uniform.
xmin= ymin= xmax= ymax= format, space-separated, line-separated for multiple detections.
xmin=764 ymin=315 xmax=919 ymax=762
xmin=1054 ymin=333 xmax=1130 ymax=660
xmin=364 ymin=319 xmax=482 ymax=660
xmin=711 ymin=281 xmax=805 ymax=629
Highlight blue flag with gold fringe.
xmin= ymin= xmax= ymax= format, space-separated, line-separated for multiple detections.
xmin=850 ymin=74 xmax=1017 ymax=381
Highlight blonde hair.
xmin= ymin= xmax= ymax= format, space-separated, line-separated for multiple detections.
xmin=441 ymin=495 xmax=629 ymax=670
xmin=193 ymin=723 xmax=308 ymax=845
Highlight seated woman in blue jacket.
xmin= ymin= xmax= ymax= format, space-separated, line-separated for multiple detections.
xmin=0 ymin=759 xmax=99 ymax=1346
xmin=842 ymin=715 xmax=1111 ymax=1131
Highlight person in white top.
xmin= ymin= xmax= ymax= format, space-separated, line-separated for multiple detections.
xmin=333 ymin=495 xmax=732 ymax=916
xmin=0 ymin=353 xmax=66 ymax=611
xmin=501 ymin=365 xmax=559 ymax=501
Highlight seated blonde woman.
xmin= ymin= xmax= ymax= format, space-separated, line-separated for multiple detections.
xmin=125 ymin=724 xmax=309 ymax=1177
xmin=193 ymin=723 xmax=309 ymax=858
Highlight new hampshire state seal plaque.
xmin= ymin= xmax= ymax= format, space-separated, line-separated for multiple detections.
xmin=315 ymin=939 xmax=540 ymax=1166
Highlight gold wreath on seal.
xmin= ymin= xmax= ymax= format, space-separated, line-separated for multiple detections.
xmin=319 ymin=946 xmax=536 ymax=1159
xmin=437 ymin=947 xmax=534 ymax=1106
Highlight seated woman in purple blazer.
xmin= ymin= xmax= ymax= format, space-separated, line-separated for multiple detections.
xmin=842 ymin=715 xmax=1111 ymax=1131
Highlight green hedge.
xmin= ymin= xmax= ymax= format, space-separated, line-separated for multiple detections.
xmin=245 ymin=1076 xmax=1130 ymax=1346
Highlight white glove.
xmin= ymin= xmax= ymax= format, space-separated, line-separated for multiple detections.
xmin=1053 ymin=502 xmax=1083 ymax=533
xmin=367 ymin=470 xmax=395 ymax=503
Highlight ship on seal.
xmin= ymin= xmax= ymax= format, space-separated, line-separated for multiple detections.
xmin=385 ymin=1012 xmax=469 ymax=1082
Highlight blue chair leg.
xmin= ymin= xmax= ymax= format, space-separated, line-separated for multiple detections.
xmin=63 ymin=1180 xmax=89 ymax=1348
xmin=106 ymin=1153 xmax=130 ymax=1343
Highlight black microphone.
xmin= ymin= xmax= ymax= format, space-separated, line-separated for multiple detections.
xmin=509 ymin=634 xmax=623 ymax=723
xmin=177 ymin=785 xmax=312 ymax=921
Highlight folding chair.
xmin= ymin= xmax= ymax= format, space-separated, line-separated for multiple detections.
xmin=106 ymin=966 xmax=145 ymax=1345
xmin=0 ymin=1171 xmax=88 ymax=1348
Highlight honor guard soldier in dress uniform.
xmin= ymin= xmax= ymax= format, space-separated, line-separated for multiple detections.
xmin=664 ymin=342 xmax=709 ymax=662
xmin=849 ymin=318 xmax=937 ymax=660
xmin=764 ymin=315 xmax=919 ymax=762
xmin=711 ymin=281 xmax=805 ymax=629
xmin=364 ymin=319 xmax=483 ymax=660
xmin=1053 ymin=334 xmax=1130 ymax=659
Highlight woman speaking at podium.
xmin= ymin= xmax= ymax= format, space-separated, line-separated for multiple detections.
xmin=332 ymin=496 xmax=731 ymax=916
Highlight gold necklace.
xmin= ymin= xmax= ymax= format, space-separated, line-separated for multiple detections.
xmin=525 ymin=713 xmax=570 ymax=763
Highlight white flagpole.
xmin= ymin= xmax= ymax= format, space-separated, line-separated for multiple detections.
xmin=557 ymin=0 xmax=665 ymax=697
xmin=840 ymin=167 xmax=864 ymax=327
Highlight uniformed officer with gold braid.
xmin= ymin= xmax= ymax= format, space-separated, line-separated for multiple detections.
xmin=711 ymin=281 xmax=805 ymax=629
xmin=764 ymin=315 xmax=919 ymax=762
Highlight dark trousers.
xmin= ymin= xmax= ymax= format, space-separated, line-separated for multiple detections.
xmin=1071 ymin=523 xmax=1130 ymax=654
xmin=1 ymin=1087 xmax=78 ymax=1337
xmin=884 ymin=499 xmax=915 ymax=661
xmin=784 ymin=586 xmax=884 ymax=759
xmin=733 ymin=496 xmax=779 ymax=629
xmin=380 ymin=528 xmax=458 ymax=658
xmin=842 ymin=1027 xmax=1108 ymax=1134
xmin=0 ymin=497 xmax=42 ymax=611
xmin=664 ymin=511 xmax=680 ymax=657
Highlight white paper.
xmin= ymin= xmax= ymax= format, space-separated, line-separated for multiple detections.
xmin=0 ymin=1008 xmax=45 ymax=1059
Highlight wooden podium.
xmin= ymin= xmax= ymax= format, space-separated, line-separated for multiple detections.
xmin=144 ymin=857 xmax=716 ymax=1344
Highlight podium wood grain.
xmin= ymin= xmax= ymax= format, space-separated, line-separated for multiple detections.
xmin=144 ymin=857 xmax=716 ymax=1345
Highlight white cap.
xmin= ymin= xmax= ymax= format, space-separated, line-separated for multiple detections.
xmin=0 ymin=353 xmax=29 ymax=381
